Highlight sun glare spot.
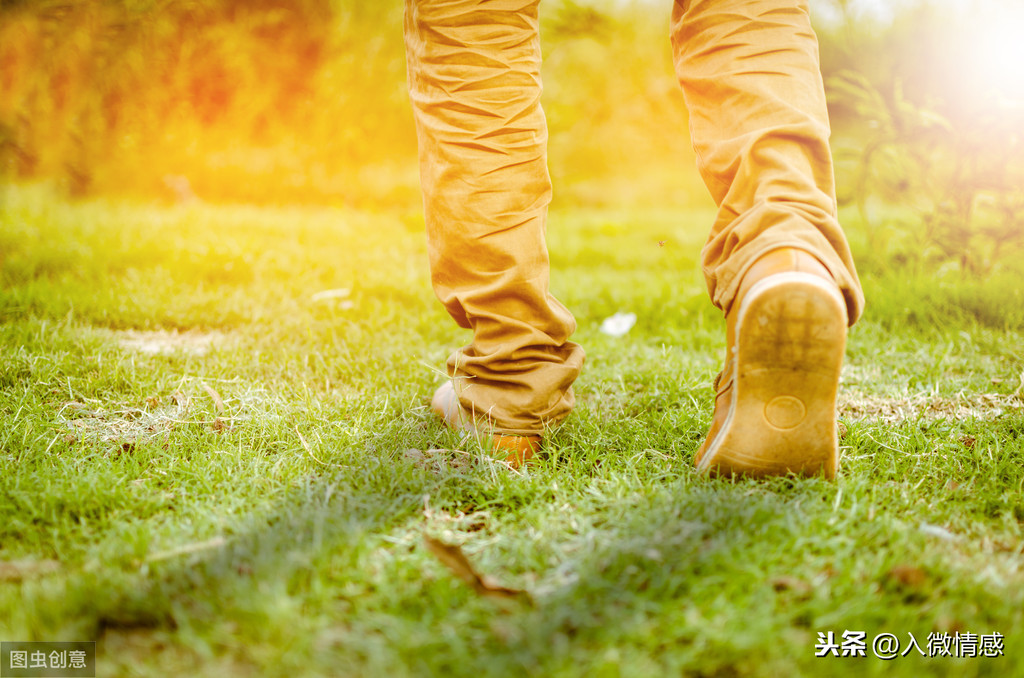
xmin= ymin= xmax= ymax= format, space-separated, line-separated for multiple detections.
xmin=961 ymin=6 xmax=1024 ymax=105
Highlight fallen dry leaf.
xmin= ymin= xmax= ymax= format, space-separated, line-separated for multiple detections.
xmin=886 ymin=564 xmax=929 ymax=589
xmin=201 ymin=383 xmax=224 ymax=414
xmin=771 ymin=576 xmax=813 ymax=596
xmin=423 ymin=534 xmax=531 ymax=604
xmin=935 ymin=615 xmax=966 ymax=634
xmin=0 ymin=559 xmax=61 ymax=582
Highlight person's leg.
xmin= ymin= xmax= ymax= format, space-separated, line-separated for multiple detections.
xmin=670 ymin=0 xmax=864 ymax=477
xmin=671 ymin=0 xmax=863 ymax=317
xmin=405 ymin=0 xmax=584 ymax=452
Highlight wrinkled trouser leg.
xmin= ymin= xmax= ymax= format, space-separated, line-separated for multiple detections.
xmin=671 ymin=0 xmax=865 ymax=324
xmin=405 ymin=0 xmax=584 ymax=436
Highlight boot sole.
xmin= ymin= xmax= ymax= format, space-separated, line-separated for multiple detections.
xmin=696 ymin=272 xmax=846 ymax=479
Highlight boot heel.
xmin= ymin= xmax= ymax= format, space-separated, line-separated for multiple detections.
xmin=697 ymin=272 xmax=846 ymax=478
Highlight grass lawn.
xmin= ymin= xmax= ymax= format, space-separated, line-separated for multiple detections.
xmin=1 ymin=183 xmax=1022 ymax=677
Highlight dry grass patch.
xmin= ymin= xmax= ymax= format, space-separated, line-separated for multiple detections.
xmin=838 ymin=391 xmax=1023 ymax=423
xmin=57 ymin=380 xmax=282 ymax=447
xmin=59 ymin=392 xmax=196 ymax=447
xmin=110 ymin=329 xmax=229 ymax=356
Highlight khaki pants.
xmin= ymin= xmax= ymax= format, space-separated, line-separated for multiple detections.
xmin=405 ymin=0 xmax=865 ymax=436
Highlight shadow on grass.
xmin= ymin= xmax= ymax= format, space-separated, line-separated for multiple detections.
xmin=53 ymin=452 xmax=847 ymax=676
xmin=65 ymin=452 xmax=441 ymax=635
xmin=44 ymin=429 xmax=1022 ymax=678
xmin=488 ymin=478 xmax=836 ymax=675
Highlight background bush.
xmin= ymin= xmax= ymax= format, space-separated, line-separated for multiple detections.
xmin=0 ymin=0 xmax=699 ymax=208
xmin=817 ymin=0 xmax=1024 ymax=275
xmin=2 ymin=0 xmax=1022 ymax=274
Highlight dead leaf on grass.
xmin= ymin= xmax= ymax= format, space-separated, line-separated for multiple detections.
xmin=201 ymin=383 xmax=224 ymax=413
xmin=423 ymin=534 xmax=531 ymax=605
xmin=771 ymin=576 xmax=813 ymax=596
xmin=885 ymin=564 xmax=929 ymax=590
xmin=935 ymin=615 xmax=966 ymax=634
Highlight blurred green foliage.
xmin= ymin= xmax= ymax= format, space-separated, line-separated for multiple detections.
xmin=817 ymin=0 xmax=1024 ymax=275
xmin=0 ymin=0 xmax=699 ymax=208
xmin=1 ymin=0 xmax=417 ymax=205
xmin=829 ymin=71 xmax=1024 ymax=276
xmin=2 ymin=0 xmax=1022 ymax=277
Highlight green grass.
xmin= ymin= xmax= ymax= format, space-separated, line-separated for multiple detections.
xmin=1 ymin=183 xmax=1023 ymax=677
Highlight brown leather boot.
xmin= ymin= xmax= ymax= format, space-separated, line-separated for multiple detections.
xmin=695 ymin=248 xmax=847 ymax=479
xmin=430 ymin=381 xmax=541 ymax=469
